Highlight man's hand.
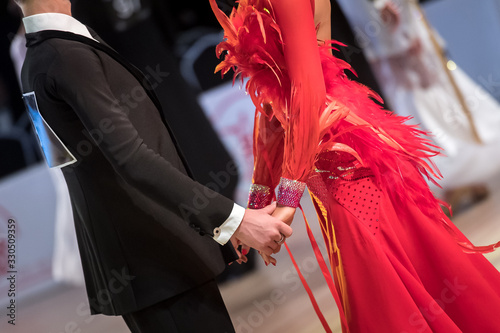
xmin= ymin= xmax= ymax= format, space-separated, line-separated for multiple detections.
xmin=232 ymin=202 xmax=293 ymax=257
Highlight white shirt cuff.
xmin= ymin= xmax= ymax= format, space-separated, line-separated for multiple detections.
xmin=213 ymin=203 xmax=245 ymax=245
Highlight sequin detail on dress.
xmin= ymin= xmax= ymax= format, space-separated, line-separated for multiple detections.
xmin=248 ymin=184 xmax=272 ymax=209
xmin=278 ymin=177 xmax=307 ymax=208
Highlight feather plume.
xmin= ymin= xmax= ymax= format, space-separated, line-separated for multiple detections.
xmin=210 ymin=0 xmax=448 ymax=219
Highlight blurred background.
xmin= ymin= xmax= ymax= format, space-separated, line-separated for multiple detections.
xmin=1 ymin=0 xmax=500 ymax=332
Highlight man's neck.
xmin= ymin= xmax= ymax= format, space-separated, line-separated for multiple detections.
xmin=22 ymin=2 xmax=72 ymax=17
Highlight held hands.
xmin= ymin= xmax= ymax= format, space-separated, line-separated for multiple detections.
xmin=380 ymin=2 xmax=401 ymax=31
xmin=259 ymin=204 xmax=296 ymax=266
xmin=231 ymin=202 xmax=293 ymax=261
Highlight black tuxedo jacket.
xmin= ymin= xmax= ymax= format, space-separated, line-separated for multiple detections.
xmin=21 ymin=29 xmax=237 ymax=315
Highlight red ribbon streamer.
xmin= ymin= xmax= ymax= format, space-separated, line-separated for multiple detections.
xmin=285 ymin=241 xmax=332 ymax=333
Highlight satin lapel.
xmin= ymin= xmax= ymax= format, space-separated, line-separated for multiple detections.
xmin=86 ymin=26 xmax=108 ymax=45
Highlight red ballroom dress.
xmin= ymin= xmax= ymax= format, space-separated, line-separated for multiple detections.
xmin=209 ymin=0 xmax=500 ymax=332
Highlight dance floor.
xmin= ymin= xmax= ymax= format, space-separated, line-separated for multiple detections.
xmin=2 ymin=176 xmax=499 ymax=333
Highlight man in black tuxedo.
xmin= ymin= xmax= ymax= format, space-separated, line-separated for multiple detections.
xmin=15 ymin=0 xmax=292 ymax=332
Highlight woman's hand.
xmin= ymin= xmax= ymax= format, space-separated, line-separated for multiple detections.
xmin=272 ymin=205 xmax=297 ymax=226
xmin=229 ymin=237 xmax=249 ymax=265
xmin=259 ymin=204 xmax=297 ymax=266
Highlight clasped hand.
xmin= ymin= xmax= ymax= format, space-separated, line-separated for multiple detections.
xmin=230 ymin=202 xmax=296 ymax=265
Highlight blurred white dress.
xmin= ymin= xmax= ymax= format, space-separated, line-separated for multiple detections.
xmin=337 ymin=0 xmax=500 ymax=194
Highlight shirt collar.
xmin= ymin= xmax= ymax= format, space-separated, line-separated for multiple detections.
xmin=23 ymin=13 xmax=98 ymax=42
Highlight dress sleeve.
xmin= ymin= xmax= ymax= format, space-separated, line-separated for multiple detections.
xmin=271 ymin=0 xmax=327 ymax=207
xmin=47 ymin=46 xmax=235 ymax=238
xmin=248 ymin=108 xmax=284 ymax=209
xmin=208 ymin=0 xmax=327 ymax=208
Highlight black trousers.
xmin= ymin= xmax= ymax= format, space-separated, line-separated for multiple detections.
xmin=122 ymin=280 xmax=235 ymax=333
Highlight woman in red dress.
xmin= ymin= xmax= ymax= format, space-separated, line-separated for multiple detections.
xmin=209 ymin=0 xmax=500 ymax=331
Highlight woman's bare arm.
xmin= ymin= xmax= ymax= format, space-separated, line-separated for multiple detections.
xmin=315 ymin=0 xmax=332 ymax=42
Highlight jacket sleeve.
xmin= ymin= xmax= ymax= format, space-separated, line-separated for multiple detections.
xmin=46 ymin=45 xmax=235 ymax=237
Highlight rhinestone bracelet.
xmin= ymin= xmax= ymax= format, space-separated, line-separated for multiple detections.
xmin=277 ymin=177 xmax=306 ymax=208
xmin=248 ymin=184 xmax=272 ymax=209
